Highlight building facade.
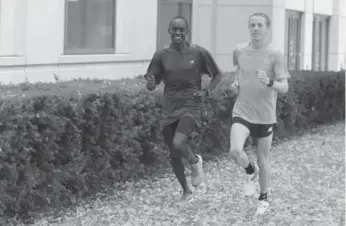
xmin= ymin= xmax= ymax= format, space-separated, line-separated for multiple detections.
xmin=0 ymin=0 xmax=344 ymax=84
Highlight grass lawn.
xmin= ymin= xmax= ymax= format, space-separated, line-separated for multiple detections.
xmin=12 ymin=122 xmax=345 ymax=226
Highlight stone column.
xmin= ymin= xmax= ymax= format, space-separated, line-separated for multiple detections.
xmin=328 ymin=0 xmax=345 ymax=70
xmin=300 ymin=0 xmax=314 ymax=70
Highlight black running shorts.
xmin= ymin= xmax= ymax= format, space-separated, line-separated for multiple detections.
xmin=232 ymin=117 xmax=275 ymax=138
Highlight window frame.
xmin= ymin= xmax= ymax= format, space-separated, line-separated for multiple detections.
xmin=63 ymin=0 xmax=117 ymax=55
xmin=156 ymin=0 xmax=193 ymax=49
xmin=284 ymin=10 xmax=303 ymax=71
xmin=311 ymin=14 xmax=330 ymax=71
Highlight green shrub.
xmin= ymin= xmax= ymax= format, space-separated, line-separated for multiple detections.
xmin=0 ymin=70 xmax=344 ymax=222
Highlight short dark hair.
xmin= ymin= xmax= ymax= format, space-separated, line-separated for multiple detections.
xmin=169 ymin=16 xmax=189 ymax=29
xmin=249 ymin=13 xmax=271 ymax=27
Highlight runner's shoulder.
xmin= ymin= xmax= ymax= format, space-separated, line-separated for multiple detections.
xmin=161 ymin=44 xmax=171 ymax=50
xmin=189 ymin=44 xmax=211 ymax=54
xmin=271 ymin=49 xmax=284 ymax=60
xmin=231 ymin=42 xmax=248 ymax=64
xmin=265 ymin=43 xmax=282 ymax=54
xmin=233 ymin=42 xmax=250 ymax=55
xmin=156 ymin=45 xmax=171 ymax=53
xmin=265 ymin=44 xmax=284 ymax=62
xmin=151 ymin=46 xmax=171 ymax=58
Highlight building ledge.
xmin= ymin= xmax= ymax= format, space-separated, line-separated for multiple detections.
xmin=0 ymin=56 xmax=26 ymax=66
xmin=58 ymin=53 xmax=149 ymax=64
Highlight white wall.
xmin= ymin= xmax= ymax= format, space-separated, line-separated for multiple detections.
xmin=313 ymin=0 xmax=333 ymax=15
xmin=0 ymin=0 xmax=157 ymax=84
xmin=0 ymin=0 xmax=345 ymax=85
xmin=285 ymin=0 xmax=305 ymax=11
xmin=191 ymin=0 xmax=213 ymax=53
xmin=193 ymin=0 xmax=284 ymax=71
xmin=0 ymin=0 xmax=16 ymax=56
xmin=193 ymin=0 xmax=345 ymax=72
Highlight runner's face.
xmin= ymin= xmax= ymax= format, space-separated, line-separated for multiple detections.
xmin=168 ymin=19 xmax=188 ymax=44
xmin=248 ymin=16 xmax=269 ymax=41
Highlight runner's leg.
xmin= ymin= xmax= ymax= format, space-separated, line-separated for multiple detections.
xmin=162 ymin=116 xmax=202 ymax=204
xmin=162 ymin=121 xmax=191 ymax=194
xmin=173 ymin=116 xmax=204 ymax=187
xmin=229 ymin=117 xmax=259 ymax=196
xmin=229 ymin=122 xmax=251 ymax=167
xmin=256 ymin=133 xmax=272 ymax=196
xmin=254 ymin=130 xmax=273 ymax=215
xmin=173 ymin=116 xmax=198 ymax=163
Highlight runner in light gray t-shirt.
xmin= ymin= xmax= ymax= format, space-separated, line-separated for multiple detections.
xmin=228 ymin=12 xmax=290 ymax=215
xmin=232 ymin=41 xmax=290 ymax=125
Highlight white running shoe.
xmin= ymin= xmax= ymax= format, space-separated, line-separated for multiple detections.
xmin=191 ymin=154 xmax=204 ymax=187
xmin=243 ymin=163 xmax=259 ymax=196
xmin=255 ymin=200 xmax=270 ymax=215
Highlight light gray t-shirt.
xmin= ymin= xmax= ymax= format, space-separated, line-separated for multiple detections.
xmin=232 ymin=42 xmax=290 ymax=124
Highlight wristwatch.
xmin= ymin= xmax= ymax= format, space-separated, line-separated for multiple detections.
xmin=203 ymin=88 xmax=210 ymax=96
xmin=267 ymin=79 xmax=274 ymax=87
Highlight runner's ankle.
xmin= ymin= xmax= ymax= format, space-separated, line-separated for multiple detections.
xmin=245 ymin=162 xmax=255 ymax=174
xmin=259 ymin=192 xmax=268 ymax=201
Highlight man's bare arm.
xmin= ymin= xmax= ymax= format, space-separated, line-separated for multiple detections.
xmin=206 ymin=72 xmax=222 ymax=92
xmin=271 ymin=51 xmax=290 ymax=94
xmin=270 ymin=78 xmax=289 ymax=94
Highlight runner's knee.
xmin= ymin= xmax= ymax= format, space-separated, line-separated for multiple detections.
xmin=257 ymin=153 xmax=269 ymax=168
xmin=172 ymin=133 xmax=190 ymax=160
xmin=173 ymin=133 xmax=187 ymax=151
xmin=170 ymin=150 xmax=183 ymax=160
xmin=162 ymin=126 xmax=174 ymax=149
xmin=229 ymin=146 xmax=242 ymax=157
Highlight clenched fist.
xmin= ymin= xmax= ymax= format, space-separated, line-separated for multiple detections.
xmin=145 ymin=74 xmax=156 ymax=91
xmin=230 ymin=80 xmax=239 ymax=89
xmin=257 ymin=70 xmax=270 ymax=86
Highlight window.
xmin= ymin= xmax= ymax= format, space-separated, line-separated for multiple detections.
xmin=157 ymin=0 xmax=192 ymax=49
xmin=284 ymin=10 xmax=302 ymax=70
xmin=312 ymin=15 xmax=330 ymax=71
xmin=64 ymin=0 xmax=116 ymax=55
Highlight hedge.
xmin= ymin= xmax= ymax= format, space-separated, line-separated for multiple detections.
xmin=0 ymin=70 xmax=344 ymax=222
